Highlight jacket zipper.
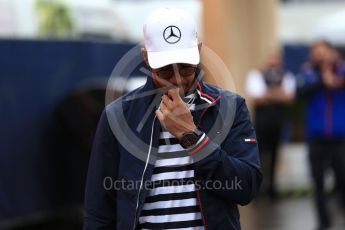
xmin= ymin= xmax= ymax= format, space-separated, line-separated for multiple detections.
xmin=194 ymin=97 xmax=220 ymax=230
xmin=197 ymin=96 xmax=220 ymax=126
xmin=133 ymin=116 xmax=158 ymax=230
xmin=195 ymin=176 xmax=208 ymax=230
xmin=325 ymin=92 xmax=333 ymax=137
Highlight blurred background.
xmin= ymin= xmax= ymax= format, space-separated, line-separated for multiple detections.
xmin=1 ymin=0 xmax=345 ymax=229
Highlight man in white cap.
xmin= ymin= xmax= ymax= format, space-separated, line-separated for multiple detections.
xmin=84 ymin=7 xmax=262 ymax=230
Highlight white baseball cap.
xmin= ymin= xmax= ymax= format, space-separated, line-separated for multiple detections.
xmin=143 ymin=7 xmax=200 ymax=69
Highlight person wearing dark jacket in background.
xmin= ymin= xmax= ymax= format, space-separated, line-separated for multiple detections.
xmin=298 ymin=41 xmax=345 ymax=230
xmin=84 ymin=7 xmax=262 ymax=230
xmin=246 ymin=53 xmax=295 ymax=199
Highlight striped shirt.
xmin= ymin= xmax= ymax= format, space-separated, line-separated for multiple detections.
xmin=138 ymin=93 xmax=205 ymax=230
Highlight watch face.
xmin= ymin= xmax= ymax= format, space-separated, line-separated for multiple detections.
xmin=181 ymin=133 xmax=198 ymax=149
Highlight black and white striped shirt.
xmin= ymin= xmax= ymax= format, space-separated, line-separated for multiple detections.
xmin=138 ymin=93 xmax=205 ymax=230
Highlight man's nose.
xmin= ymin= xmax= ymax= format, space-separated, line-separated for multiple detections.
xmin=170 ymin=65 xmax=183 ymax=84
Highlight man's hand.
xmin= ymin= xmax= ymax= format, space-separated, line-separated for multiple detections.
xmin=321 ymin=64 xmax=345 ymax=90
xmin=155 ymin=88 xmax=196 ymax=140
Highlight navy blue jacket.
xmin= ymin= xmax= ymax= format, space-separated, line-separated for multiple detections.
xmin=299 ymin=65 xmax=345 ymax=139
xmin=84 ymin=77 xmax=262 ymax=230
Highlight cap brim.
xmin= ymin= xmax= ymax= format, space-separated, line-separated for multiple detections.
xmin=147 ymin=46 xmax=200 ymax=69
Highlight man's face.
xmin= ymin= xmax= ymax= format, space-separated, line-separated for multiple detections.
xmin=310 ymin=42 xmax=331 ymax=65
xmin=151 ymin=63 xmax=197 ymax=95
xmin=267 ymin=53 xmax=281 ymax=69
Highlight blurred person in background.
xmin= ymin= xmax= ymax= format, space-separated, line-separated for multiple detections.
xmin=298 ymin=40 xmax=345 ymax=230
xmin=245 ymin=53 xmax=296 ymax=199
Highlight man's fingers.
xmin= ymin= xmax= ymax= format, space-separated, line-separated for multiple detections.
xmin=155 ymin=109 xmax=164 ymax=122
xmin=159 ymin=101 xmax=169 ymax=114
xmin=162 ymin=95 xmax=173 ymax=109
xmin=167 ymin=88 xmax=181 ymax=102
xmin=156 ymin=105 xmax=169 ymax=129
xmin=162 ymin=94 xmax=173 ymax=103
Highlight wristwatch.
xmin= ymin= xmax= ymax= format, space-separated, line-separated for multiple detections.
xmin=179 ymin=127 xmax=204 ymax=149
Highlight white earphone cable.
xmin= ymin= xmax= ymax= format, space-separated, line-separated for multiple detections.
xmin=133 ymin=115 xmax=156 ymax=229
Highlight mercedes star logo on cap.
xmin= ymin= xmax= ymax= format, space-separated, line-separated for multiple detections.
xmin=163 ymin=26 xmax=181 ymax=44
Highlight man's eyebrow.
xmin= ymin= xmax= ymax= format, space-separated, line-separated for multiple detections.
xmin=157 ymin=65 xmax=173 ymax=70
xmin=179 ymin=64 xmax=196 ymax=67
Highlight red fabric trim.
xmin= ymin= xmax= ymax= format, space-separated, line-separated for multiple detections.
xmin=188 ymin=136 xmax=209 ymax=155
xmin=196 ymin=189 xmax=208 ymax=229
xmin=214 ymin=95 xmax=221 ymax=102
xmin=197 ymin=82 xmax=216 ymax=102
xmin=244 ymin=138 xmax=257 ymax=143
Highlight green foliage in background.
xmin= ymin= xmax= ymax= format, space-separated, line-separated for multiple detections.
xmin=36 ymin=0 xmax=74 ymax=38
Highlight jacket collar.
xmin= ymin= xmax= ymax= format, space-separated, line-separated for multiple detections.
xmin=196 ymin=81 xmax=220 ymax=104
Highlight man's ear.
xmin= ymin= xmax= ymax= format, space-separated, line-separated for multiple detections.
xmin=141 ymin=48 xmax=150 ymax=67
